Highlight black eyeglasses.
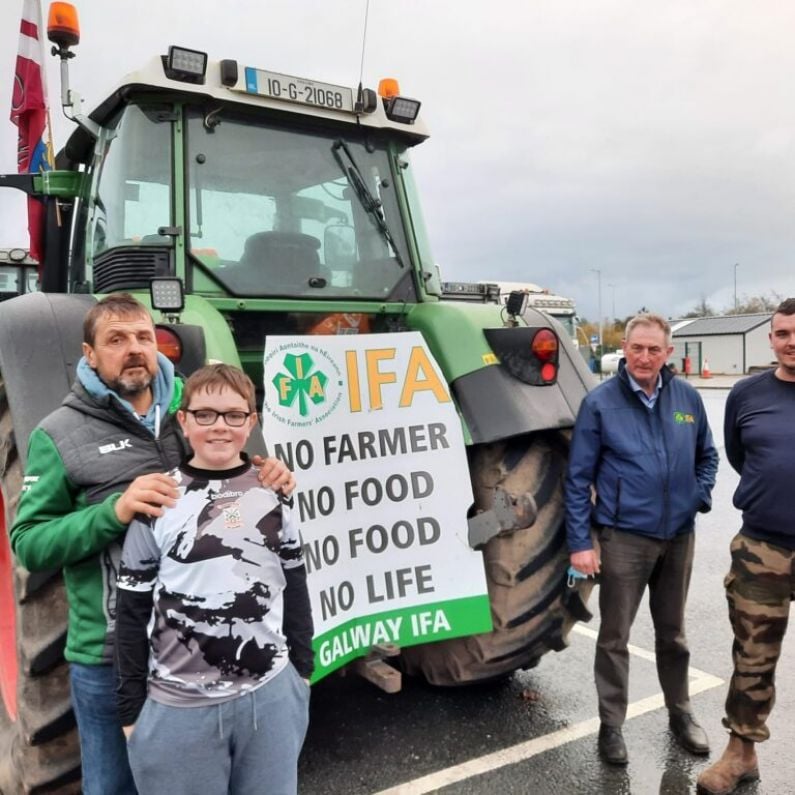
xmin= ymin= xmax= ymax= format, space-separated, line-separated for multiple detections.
xmin=185 ymin=409 xmax=251 ymax=427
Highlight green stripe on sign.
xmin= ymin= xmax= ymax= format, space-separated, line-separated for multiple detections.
xmin=310 ymin=595 xmax=492 ymax=681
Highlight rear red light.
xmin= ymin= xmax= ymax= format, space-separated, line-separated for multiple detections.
xmin=541 ymin=362 xmax=557 ymax=382
xmin=156 ymin=327 xmax=182 ymax=364
xmin=531 ymin=329 xmax=558 ymax=362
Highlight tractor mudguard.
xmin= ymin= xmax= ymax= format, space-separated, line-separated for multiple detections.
xmin=0 ymin=292 xmax=96 ymax=468
xmin=452 ymin=361 xmax=574 ymax=444
xmin=407 ymin=302 xmax=593 ymax=445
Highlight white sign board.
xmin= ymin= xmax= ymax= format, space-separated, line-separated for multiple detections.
xmin=261 ymin=332 xmax=492 ymax=680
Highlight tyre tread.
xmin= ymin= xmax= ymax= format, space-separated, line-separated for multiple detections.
xmin=0 ymin=384 xmax=81 ymax=793
xmin=402 ymin=432 xmax=581 ymax=685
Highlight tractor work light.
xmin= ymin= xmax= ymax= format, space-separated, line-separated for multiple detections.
xmin=385 ymin=96 xmax=421 ymax=124
xmin=165 ymin=46 xmax=207 ymax=84
xmin=150 ymin=277 xmax=184 ymax=313
xmin=505 ymin=290 xmax=528 ymax=318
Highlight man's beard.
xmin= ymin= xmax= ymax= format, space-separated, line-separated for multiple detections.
xmin=107 ymin=359 xmax=154 ymax=398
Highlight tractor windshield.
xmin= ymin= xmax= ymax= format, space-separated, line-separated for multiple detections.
xmin=89 ymin=104 xmax=172 ymax=257
xmin=185 ymin=109 xmax=414 ymax=301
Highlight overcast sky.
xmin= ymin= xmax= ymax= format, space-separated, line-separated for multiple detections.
xmin=2 ymin=0 xmax=795 ymax=321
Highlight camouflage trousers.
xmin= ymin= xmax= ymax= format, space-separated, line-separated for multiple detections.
xmin=722 ymin=532 xmax=795 ymax=743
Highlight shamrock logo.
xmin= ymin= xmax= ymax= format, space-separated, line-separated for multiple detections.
xmin=272 ymin=353 xmax=328 ymax=417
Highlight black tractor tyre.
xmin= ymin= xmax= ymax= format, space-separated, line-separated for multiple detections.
xmin=0 ymin=378 xmax=81 ymax=794
xmin=401 ymin=431 xmax=584 ymax=686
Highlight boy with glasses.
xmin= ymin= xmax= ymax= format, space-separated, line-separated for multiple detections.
xmin=115 ymin=363 xmax=313 ymax=795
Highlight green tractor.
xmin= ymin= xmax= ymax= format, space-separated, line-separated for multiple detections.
xmin=0 ymin=11 xmax=593 ymax=793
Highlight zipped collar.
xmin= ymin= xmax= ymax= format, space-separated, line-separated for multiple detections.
xmin=75 ymin=353 xmax=175 ymax=437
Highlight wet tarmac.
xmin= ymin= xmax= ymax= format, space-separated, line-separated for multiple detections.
xmin=300 ymin=388 xmax=795 ymax=794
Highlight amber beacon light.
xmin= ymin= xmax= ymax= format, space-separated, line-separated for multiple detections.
xmin=47 ymin=2 xmax=80 ymax=48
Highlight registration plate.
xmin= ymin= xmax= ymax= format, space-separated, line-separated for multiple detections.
xmin=244 ymin=67 xmax=354 ymax=113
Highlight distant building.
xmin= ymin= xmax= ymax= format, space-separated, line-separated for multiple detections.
xmin=670 ymin=314 xmax=773 ymax=375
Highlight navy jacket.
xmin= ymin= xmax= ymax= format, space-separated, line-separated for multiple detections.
xmin=565 ymin=362 xmax=718 ymax=552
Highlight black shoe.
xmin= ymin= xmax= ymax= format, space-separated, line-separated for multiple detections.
xmin=598 ymin=723 xmax=628 ymax=765
xmin=669 ymin=711 xmax=710 ymax=755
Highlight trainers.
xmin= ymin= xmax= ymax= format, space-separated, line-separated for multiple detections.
xmin=669 ymin=711 xmax=710 ymax=755
xmin=598 ymin=723 xmax=628 ymax=765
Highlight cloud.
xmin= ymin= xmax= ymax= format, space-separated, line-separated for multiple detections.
xmin=2 ymin=0 xmax=795 ymax=317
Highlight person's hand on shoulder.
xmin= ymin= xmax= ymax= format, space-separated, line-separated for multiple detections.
xmin=252 ymin=455 xmax=296 ymax=496
xmin=115 ymin=473 xmax=179 ymax=524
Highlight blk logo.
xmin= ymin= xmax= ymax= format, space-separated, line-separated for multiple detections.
xmin=99 ymin=439 xmax=132 ymax=455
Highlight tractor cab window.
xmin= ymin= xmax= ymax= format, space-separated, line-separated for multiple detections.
xmin=185 ymin=109 xmax=415 ymax=301
xmin=88 ymin=105 xmax=172 ymax=258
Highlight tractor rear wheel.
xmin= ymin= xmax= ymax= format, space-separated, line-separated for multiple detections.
xmin=0 ymin=376 xmax=81 ymax=794
xmin=401 ymin=431 xmax=584 ymax=685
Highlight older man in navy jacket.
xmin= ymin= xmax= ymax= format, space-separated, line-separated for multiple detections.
xmin=565 ymin=312 xmax=719 ymax=766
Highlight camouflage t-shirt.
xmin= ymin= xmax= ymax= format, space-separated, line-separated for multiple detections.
xmin=117 ymin=461 xmax=304 ymax=706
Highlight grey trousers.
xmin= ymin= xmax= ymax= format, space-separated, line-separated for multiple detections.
xmin=127 ymin=663 xmax=310 ymax=795
xmin=595 ymin=528 xmax=695 ymax=727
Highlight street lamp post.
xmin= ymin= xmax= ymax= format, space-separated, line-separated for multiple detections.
xmin=607 ymin=283 xmax=616 ymax=322
xmin=591 ymin=268 xmax=603 ymax=371
xmin=734 ymin=263 xmax=739 ymax=312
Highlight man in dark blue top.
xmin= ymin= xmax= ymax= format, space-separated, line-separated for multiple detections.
xmin=565 ymin=313 xmax=718 ymax=766
xmin=697 ymin=298 xmax=795 ymax=795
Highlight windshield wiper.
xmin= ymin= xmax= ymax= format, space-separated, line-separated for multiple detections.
xmin=331 ymin=139 xmax=405 ymax=268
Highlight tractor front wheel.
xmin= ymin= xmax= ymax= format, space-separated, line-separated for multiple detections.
xmin=401 ymin=432 xmax=583 ymax=685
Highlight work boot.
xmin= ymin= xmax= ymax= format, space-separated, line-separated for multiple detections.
xmin=696 ymin=735 xmax=759 ymax=795
xmin=598 ymin=723 xmax=628 ymax=765
xmin=669 ymin=710 xmax=710 ymax=755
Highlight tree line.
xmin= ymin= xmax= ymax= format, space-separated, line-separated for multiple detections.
xmin=680 ymin=291 xmax=782 ymax=318
xmin=577 ymin=292 xmax=782 ymax=353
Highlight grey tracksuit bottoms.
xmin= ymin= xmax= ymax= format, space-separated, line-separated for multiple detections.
xmin=127 ymin=663 xmax=310 ymax=795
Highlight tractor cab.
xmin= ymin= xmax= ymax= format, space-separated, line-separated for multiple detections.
xmin=58 ymin=49 xmax=438 ymax=315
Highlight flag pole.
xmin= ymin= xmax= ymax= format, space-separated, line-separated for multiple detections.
xmin=38 ymin=0 xmax=60 ymax=226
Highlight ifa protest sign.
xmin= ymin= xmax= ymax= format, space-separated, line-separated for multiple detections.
xmin=261 ymin=332 xmax=492 ymax=679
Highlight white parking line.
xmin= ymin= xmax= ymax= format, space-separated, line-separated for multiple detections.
xmin=373 ymin=625 xmax=724 ymax=795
